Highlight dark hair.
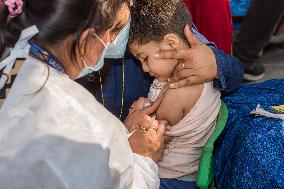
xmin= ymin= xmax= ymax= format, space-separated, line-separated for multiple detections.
xmin=120 ymin=0 xmax=131 ymax=7
xmin=129 ymin=0 xmax=192 ymax=45
xmin=0 ymin=0 xmax=119 ymax=62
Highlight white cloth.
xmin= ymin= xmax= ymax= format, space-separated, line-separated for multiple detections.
xmin=0 ymin=56 xmax=159 ymax=188
xmin=0 ymin=25 xmax=38 ymax=89
xmin=250 ymin=104 xmax=284 ymax=120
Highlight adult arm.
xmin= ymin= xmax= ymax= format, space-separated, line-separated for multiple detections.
xmin=155 ymin=25 xmax=244 ymax=95
xmin=192 ymin=24 xmax=244 ymax=94
xmin=131 ymin=154 xmax=160 ymax=188
xmin=123 ymin=95 xmax=168 ymax=188
xmin=211 ymin=47 xmax=243 ymax=95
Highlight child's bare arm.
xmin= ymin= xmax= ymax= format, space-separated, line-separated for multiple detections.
xmin=156 ymin=84 xmax=203 ymax=126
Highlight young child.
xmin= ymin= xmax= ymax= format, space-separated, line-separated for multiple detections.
xmin=129 ymin=0 xmax=221 ymax=179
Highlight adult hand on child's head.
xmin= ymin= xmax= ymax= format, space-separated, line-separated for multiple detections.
xmin=154 ymin=25 xmax=218 ymax=89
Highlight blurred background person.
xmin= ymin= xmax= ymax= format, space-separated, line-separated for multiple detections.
xmin=233 ymin=0 xmax=284 ymax=81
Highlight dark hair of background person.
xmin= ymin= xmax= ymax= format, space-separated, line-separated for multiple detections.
xmin=129 ymin=0 xmax=192 ymax=45
xmin=0 ymin=0 xmax=119 ymax=65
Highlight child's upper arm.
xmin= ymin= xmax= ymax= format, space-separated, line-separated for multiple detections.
xmin=156 ymin=84 xmax=203 ymax=126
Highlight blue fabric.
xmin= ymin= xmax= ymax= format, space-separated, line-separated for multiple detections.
xmin=214 ymin=79 xmax=284 ymax=189
xmin=211 ymin=47 xmax=244 ymax=95
xmin=230 ymin=0 xmax=252 ymax=16
xmin=192 ymin=24 xmax=216 ymax=48
xmin=29 ymin=41 xmax=65 ymax=73
xmin=95 ymin=52 xmax=152 ymax=120
xmin=160 ymin=178 xmax=196 ymax=189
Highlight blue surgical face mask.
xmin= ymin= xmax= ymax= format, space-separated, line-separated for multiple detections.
xmin=105 ymin=19 xmax=130 ymax=59
xmin=76 ymin=33 xmax=108 ymax=79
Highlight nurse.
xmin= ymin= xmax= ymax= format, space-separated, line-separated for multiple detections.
xmin=0 ymin=0 xmax=166 ymax=188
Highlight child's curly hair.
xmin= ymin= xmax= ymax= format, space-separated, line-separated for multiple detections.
xmin=130 ymin=0 xmax=192 ymax=45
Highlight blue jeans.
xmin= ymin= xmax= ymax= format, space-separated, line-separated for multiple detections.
xmin=160 ymin=178 xmax=196 ymax=189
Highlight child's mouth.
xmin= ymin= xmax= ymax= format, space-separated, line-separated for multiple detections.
xmin=150 ymin=72 xmax=159 ymax=78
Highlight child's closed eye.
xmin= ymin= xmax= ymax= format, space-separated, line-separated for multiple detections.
xmin=143 ymin=56 xmax=148 ymax=63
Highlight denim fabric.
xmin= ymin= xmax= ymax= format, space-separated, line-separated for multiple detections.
xmin=212 ymin=47 xmax=244 ymax=95
xmin=160 ymin=178 xmax=197 ymax=189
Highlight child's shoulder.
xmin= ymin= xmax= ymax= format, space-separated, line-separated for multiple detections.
xmin=164 ymin=83 xmax=204 ymax=105
xmin=156 ymin=84 xmax=204 ymax=125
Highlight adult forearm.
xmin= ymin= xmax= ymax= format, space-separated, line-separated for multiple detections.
xmin=212 ymin=47 xmax=244 ymax=95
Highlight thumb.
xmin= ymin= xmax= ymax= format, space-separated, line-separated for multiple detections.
xmin=184 ymin=25 xmax=199 ymax=47
xmin=142 ymin=92 xmax=164 ymax=115
xmin=157 ymin=122 xmax=166 ymax=138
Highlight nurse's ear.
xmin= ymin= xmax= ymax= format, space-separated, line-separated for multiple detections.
xmin=77 ymin=28 xmax=110 ymax=68
xmin=78 ymin=28 xmax=93 ymax=57
xmin=159 ymin=34 xmax=180 ymax=51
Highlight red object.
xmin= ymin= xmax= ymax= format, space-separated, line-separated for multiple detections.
xmin=183 ymin=0 xmax=233 ymax=54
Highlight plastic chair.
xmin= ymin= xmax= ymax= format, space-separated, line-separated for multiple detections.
xmin=196 ymin=101 xmax=228 ymax=189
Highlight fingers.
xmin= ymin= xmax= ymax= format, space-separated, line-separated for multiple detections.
xmin=156 ymin=84 xmax=170 ymax=100
xmin=145 ymin=122 xmax=165 ymax=150
xmin=154 ymin=48 xmax=188 ymax=60
xmin=156 ymin=122 xmax=166 ymax=138
xmin=184 ymin=25 xmax=200 ymax=47
xmin=142 ymin=115 xmax=155 ymax=129
xmin=128 ymin=108 xmax=135 ymax=114
xmin=158 ymin=120 xmax=168 ymax=126
xmin=169 ymin=76 xmax=199 ymax=89
xmin=130 ymin=101 xmax=137 ymax=109
xmin=173 ymin=61 xmax=193 ymax=73
xmin=133 ymin=97 xmax=147 ymax=111
xmin=170 ymin=68 xmax=194 ymax=82
xmin=142 ymin=92 xmax=164 ymax=115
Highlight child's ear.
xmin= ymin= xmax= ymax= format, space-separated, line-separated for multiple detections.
xmin=159 ymin=34 xmax=180 ymax=50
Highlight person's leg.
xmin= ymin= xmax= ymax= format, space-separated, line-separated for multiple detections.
xmin=160 ymin=178 xmax=197 ymax=189
xmin=233 ymin=0 xmax=284 ymax=81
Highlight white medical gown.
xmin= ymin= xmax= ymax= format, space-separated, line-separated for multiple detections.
xmin=0 ymin=56 xmax=159 ymax=189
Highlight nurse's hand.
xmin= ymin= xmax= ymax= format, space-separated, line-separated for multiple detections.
xmin=124 ymin=94 xmax=167 ymax=162
xmin=128 ymin=119 xmax=166 ymax=163
xmin=124 ymin=88 xmax=167 ymax=132
xmin=154 ymin=25 xmax=218 ymax=89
